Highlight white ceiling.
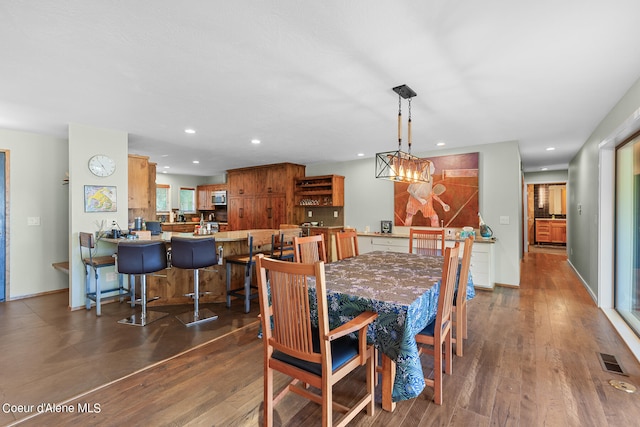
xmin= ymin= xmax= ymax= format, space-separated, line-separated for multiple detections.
xmin=2 ymin=1 xmax=640 ymax=176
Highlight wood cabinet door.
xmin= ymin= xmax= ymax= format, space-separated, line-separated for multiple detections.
xmin=550 ymin=222 xmax=566 ymax=243
xmin=265 ymin=195 xmax=286 ymax=229
xmin=128 ymin=155 xmax=149 ymax=209
xmin=227 ymin=197 xmax=249 ymax=231
xmin=197 ymin=186 xmax=211 ymax=210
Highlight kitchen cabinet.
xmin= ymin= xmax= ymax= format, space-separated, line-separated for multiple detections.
xmin=161 ymin=222 xmax=197 ymax=233
xmin=229 ymin=195 xmax=286 ymax=230
xmin=197 ymin=186 xmax=212 ymax=210
xmin=128 ymin=154 xmax=156 ymax=223
xmin=294 ymin=175 xmax=345 ymax=207
xmin=227 ymin=163 xmax=305 ymax=230
xmin=535 ymin=219 xmax=566 ymax=244
xmin=197 ymin=184 xmax=227 ymax=211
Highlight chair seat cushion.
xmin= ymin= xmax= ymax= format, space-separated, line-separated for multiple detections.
xmin=273 ymin=327 xmax=359 ymax=376
xmin=417 ymin=319 xmax=436 ymax=337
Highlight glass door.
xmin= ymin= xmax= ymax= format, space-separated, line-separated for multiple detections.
xmin=615 ymin=135 xmax=640 ymax=335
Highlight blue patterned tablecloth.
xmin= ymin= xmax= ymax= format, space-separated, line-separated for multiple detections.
xmin=307 ymin=250 xmax=475 ymax=402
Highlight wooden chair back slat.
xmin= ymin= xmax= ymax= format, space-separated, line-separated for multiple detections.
xmin=409 ymin=228 xmax=445 ymax=256
xmin=336 ymin=230 xmax=359 ymax=260
xmin=293 ymin=234 xmax=327 ymax=263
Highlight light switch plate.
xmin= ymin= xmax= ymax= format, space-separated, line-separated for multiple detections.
xmin=499 ymin=216 xmax=510 ymax=225
xmin=27 ymin=216 xmax=41 ymax=226
xmin=308 ymin=211 xmax=313 ymax=217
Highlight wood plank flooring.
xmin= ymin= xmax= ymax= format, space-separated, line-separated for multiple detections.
xmin=3 ymin=252 xmax=640 ymax=426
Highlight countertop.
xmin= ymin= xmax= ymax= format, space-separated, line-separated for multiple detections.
xmin=102 ymin=229 xmax=275 ymax=244
xmin=534 ymin=218 xmax=566 ymax=221
xmin=356 ymin=231 xmax=496 ymax=244
xmin=160 ymin=221 xmax=228 ymax=225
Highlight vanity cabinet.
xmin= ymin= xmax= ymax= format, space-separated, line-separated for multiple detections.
xmin=535 ymin=219 xmax=566 ymax=244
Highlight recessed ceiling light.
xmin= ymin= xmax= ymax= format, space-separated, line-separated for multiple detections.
xmin=436 ymin=141 xmax=446 ymax=147
xmin=357 ymin=153 xmax=365 ymax=157
xmin=163 ymin=166 xmax=170 ymax=169
xmin=192 ymin=160 xmax=199 ymax=164
xmin=185 ymin=129 xmax=196 ymax=134
xmin=251 ymin=139 xmax=261 ymax=144
xmin=162 ymin=170 xmax=168 ymax=174
xmin=546 ymin=147 xmax=555 ymax=151
xmin=540 ymin=167 xmax=548 ymax=171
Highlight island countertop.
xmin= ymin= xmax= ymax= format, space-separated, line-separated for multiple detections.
xmin=102 ymin=228 xmax=279 ymax=244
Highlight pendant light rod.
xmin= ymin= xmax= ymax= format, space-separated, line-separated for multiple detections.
xmin=375 ymin=84 xmax=430 ymax=184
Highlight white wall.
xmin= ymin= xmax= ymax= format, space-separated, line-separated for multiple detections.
xmin=69 ymin=124 xmax=129 ymax=310
xmin=569 ymin=75 xmax=640 ymax=361
xmin=0 ymin=129 xmax=69 ymax=298
xmin=307 ymin=140 xmax=522 ymax=286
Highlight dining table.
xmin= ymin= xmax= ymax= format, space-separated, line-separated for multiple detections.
xmin=307 ymin=250 xmax=475 ymax=412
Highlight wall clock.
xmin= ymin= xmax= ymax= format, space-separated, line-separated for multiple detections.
xmin=88 ymin=154 xmax=116 ymax=177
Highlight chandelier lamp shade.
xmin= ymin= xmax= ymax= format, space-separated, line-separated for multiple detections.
xmin=375 ymin=84 xmax=432 ymax=184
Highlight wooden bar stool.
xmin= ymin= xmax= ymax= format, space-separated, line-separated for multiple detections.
xmin=171 ymin=236 xmax=219 ymax=326
xmin=225 ymin=230 xmax=273 ymax=313
xmin=79 ymin=232 xmax=125 ymax=316
xmin=116 ymin=241 xmax=169 ymax=326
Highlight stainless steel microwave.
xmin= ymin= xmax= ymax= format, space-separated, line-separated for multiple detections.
xmin=212 ymin=190 xmax=227 ymax=206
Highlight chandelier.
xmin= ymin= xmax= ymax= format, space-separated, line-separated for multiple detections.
xmin=375 ymin=84 xmax=431 ymax=183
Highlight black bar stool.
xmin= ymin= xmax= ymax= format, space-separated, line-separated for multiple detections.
xmin=171 ymin=236 xmax=219 ymax=326
xmin=116 ymin=241 xmax=169 ymax=326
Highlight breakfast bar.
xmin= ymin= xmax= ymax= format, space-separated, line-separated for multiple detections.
xmin=103 ymin=230 xmax=275 ymax=307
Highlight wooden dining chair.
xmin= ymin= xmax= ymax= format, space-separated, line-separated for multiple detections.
xmin=293 ymin=234 xmax=328 ymax=263
xmin=409 ymin=228 xmax=445 ymax=256
xmin=452 ymin=236 xmax=474 ymax=357
xmin=225 ymin=230 xmax=273 ymax=313
xmin=270 ymin=228 xmax=301 ymax=262
xmin=255 ymin=254 xmax=377 ymax=427
xmin=335 ymin=230 xmax=359 ymax=261
xmin=415 ymin=243 xmax=460 ymax=405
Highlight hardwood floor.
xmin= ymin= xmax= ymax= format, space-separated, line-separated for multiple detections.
xmin=3 ymin=252 xmax=640 ymax=426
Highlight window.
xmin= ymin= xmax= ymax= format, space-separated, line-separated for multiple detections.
xmin=180 ymin=187 xmax=196 ymax=213
xmin=156 ymin=184 xmax=170 ymax=212
xmin=615 ymin=134 xmax=640 ymax=336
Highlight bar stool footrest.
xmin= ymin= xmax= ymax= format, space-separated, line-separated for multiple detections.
xmin=183 ymin=291 xmax=214 ymax=299
xmin=118 ymin=310 xmax=169 ymax=327
xmin=176 ymin=308 xmax=219 ymax=326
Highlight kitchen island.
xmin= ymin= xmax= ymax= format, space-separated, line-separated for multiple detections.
xmin=103 ymin=229 xmax=275 ymax=306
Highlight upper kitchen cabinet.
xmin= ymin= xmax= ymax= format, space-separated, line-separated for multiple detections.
xmin=227 ymin=163 xmax=305 ymax=230
xmin=197 ymin=183 xmax=227 ymax=211
xmin=128 ymin=154 xmax=156 ymax=221
xmin=295 ymin=175 xmax=344 ymax=206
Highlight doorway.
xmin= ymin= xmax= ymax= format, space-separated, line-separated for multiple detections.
xmin=525 ymin=182 xmax=567 ymax=253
